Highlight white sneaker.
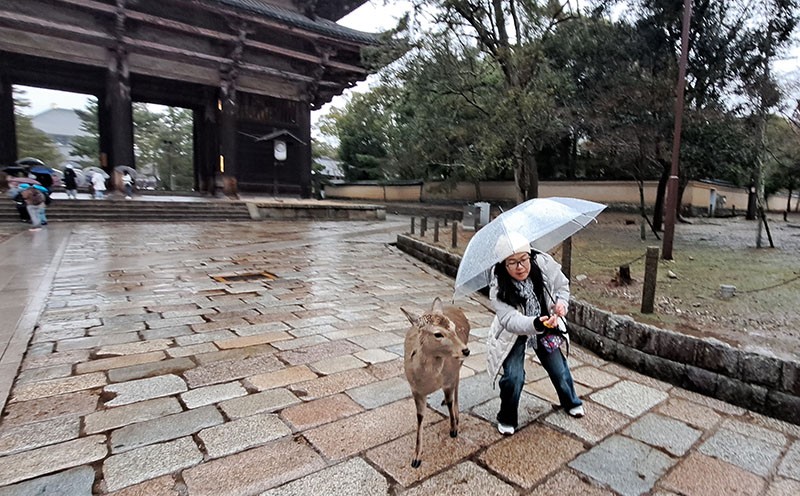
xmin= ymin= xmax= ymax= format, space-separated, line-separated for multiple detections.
xmin=568 ymin=405 xmax=585 ymax=418
xmin=125 ymin=196 xmax=132 ymax=200
xmin=497 ymin=423 xmax=515 ymax=435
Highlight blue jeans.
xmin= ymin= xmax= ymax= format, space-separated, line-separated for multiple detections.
xmin=498 ymin=335 xmax=582 ymax=427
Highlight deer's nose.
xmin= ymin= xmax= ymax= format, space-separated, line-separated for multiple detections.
xmin=462 ymin=348 xmax=470 ymax=357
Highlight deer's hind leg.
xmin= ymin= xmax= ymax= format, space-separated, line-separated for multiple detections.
xmin=411 ymin=393 xmax=426 ymax=468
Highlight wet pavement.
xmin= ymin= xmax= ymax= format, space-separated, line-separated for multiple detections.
xmin=0 ymin=216 xmax=798 ymax=495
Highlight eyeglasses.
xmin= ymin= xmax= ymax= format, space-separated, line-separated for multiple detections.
xmin=505 ymin=256 xmax=531 ymax=269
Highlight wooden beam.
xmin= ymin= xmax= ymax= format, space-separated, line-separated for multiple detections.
xmin=0 ymin=9 xmax=114 ymax=47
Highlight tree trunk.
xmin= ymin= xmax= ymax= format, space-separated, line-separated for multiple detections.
xmin=652 ymin=160 xmax=670 ymax=232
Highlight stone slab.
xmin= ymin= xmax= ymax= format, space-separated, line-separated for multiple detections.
xmin=84 ymin=397 xmax=183 ymax=434
xmin=472 ymin=393 xmax=552 ymax=430
xmin=0 ymin=435 xmax=107 ymax=486
xmin=10 ymin=372 xmax=107 ymax=403
xmin=280 ymin=393 xmax=364 ymax=431
xmin=777 ymin=440 xmax=800 ymax=481
xmin=110 ymin=405 xmax=223 ymax=453
xmin=367 ymin=415 xmax=501 ymax=487
xmin=218 ymin=388 xmax=300 ymax=419
xmin=198 ymin=413 xmax=291 ymax=458
xmin=0 ymin=466 xmax=94 ymax=496
xmin=0 ymin=415 xmax=80 ymax=456
xmin=102 ymin=437 xmax=203 ymax=492
xmin=103 ymin=374 xmax=188 ymax=407
xmin=183 ymin=354 xmax=282 ymax=388
xmin=260 ymin=457 xmax=389 ymax=496
xmin=623 ymin=413 xmax=702 ymax=456
xmin=589 ymin=380 xmax=668 ymax=418
xmin=529 ymin=469 xmax=616 ymax=496
xmin=246 ymin=365 xmax=318 ymax=391
xmin=399 ymin=461 xmax=516 ymax=496
xmin=699 ymin=428 xmax=783 ymax=477
xmin=479 ymin=424 xmax=585 ymax=489
xmin=346 ymin=376 xmax=411 ymax=409
xmin=182 ymin=437 xmax=326 ymax=496
xmin=569 ymin=435 xmax=675 ymax=496
xmin=107 ymin=357 xmax=195 ymax=383
xmin=660 ymin=452 xmax=765 ymax=496
xmin=1 ymin=390 xmax=99 ymax=427
xmin=180 ymin=381 xmax=247 ymax=409
xmin=544 ymin=401 xmax=630 ymax=444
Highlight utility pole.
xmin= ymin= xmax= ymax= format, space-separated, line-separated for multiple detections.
xmin=662 ymin=0 xmax=693 ymax=260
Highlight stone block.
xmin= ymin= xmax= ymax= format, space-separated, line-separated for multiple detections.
xmin=0 ymin=436 xmax=107 ymax=487
xmin=661 ymin=452 xmax=765 ymax=496
xmin=647 ymin=329 xmax=697 ymax=364
xmin=623 ymin=413 xmax=702 ymax=456
xmin=684 ymin=365 xmax=719 ymax=397
xmin=765 ymin=390 xmax=800 ymax=426
xmin=84 ymin=397 xmax=183 ymax=434
xmin=781 ymin=360 xmax=800 ymax=396
xmin=617 ymin=321 xmax=651 ymax=349
xmin=107 ymin=357 xmax=195 ymax=383
xmin=103 ymin=374 xmax=187 ymax=407
xmin=614 ymin=344 xmax=646 ymax=371
xmin=696 ymin=340 xmax=740 ymax=377
xmin=110 ymin=405 xmax=223 ymax=454
xmin=641 ymin=353 xmax=685 ymax=386
xmin=180 ymin=382 xmax=248 ymax=409
xmin=738 ymin=352 xmax=782 ymax=389
xmin=198 ymin=413 xmax=292 ymax=459
xmin=103 ymin=437 xmax=202 ymax=492
xmin=589 ymin=380 xmax=668 ymax=418
xmin=715 ymin=375 xmax=767 ymax=411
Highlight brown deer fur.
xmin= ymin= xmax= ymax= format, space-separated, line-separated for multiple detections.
xmin=401 ymin=297 xmax=470 ymax=468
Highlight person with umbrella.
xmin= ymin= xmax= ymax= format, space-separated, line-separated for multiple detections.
xmin=454 ymin=198 xmax=606 ymax=435
xmin=487 ymin=231 xmax=583 ymax=435
xmin=64 ymin=164 xmax=78 ymax=199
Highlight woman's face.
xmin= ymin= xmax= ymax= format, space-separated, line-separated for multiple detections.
xmin=504 ymin=252 xmax=531 ymax=282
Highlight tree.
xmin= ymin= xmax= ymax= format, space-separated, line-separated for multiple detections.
xmin=73 ymin=101 xmax=194 ymax=190
xmin=13 ymin=90 xmax=62 ymax=165
xmin=416 ymin=0 xmax=577 ymax=202
xmin=321 ymin=89 xmax=393 ymax=181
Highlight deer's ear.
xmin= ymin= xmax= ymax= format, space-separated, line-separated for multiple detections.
xmin=431 ymin=297 xmax=443 ymax=314
xmin=401 ymin=307 xmax=420 ymax=325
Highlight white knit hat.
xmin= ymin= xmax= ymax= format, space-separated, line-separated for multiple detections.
xmin=493 ymin=231 xmax=531 ymax=261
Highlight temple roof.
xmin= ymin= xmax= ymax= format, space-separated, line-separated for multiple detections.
xmin=213 ymin=0 xmax=380 ymax=45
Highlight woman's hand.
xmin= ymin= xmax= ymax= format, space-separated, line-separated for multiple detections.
xmin=552 ymin=301 xmax=567 ymax=317
xmin=539 ymin=315 xmax=558 ymax=328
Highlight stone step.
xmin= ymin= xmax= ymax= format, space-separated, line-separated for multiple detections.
xmin=0 ymin=200 xmax=253 ymax=223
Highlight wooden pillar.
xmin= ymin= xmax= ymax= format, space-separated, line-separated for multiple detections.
xmin=0 ymin=76 xmax=17 ymax=166
xmin=219 ymin=82 xmax=238 ymax=197
xmin=105 ymin=1 xmax=134 ymax=179
xmin=194 ymin=90 xmax=219 ymax=195
xmin=297 ymin=103 xmax=312 ymax=198
xmin=97 ymin=93 xmax=112 ymax=170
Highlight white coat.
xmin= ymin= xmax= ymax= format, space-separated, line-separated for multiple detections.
xmin=486 ymin=251 xmax=570 ymax=386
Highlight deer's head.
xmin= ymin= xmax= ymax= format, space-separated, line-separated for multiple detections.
xmin=401 ymin=297 xmax=470 ymax=360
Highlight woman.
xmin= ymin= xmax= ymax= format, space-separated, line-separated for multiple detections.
xmin=486 ymin=233 xmax=584 ymax=435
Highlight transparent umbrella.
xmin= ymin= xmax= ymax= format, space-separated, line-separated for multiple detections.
xmin=453 ymin=197 xmax=606 ymax=298
xmin=114 ymin=165 xmax=137 ymax=178
xmin=83 ymin=166 xmax=110 ymax=179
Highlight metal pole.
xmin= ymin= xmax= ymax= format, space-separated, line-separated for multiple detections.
xmin=662 ymin=0 xmax=693 ymax=260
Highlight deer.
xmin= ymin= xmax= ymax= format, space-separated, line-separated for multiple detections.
xmin=401 ymin=297 xmax=471 ymax=469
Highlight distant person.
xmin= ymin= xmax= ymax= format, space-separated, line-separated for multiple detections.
xmin=92 ymin=173 xmax=106 ymax=199
xmin=9 ymin=185 xmax=30 ymax=223
xmin=64 ymin=164 xmax=78 ymax=199
xmin=20 ymin=183 xmax=46 ymax=231
xmin=122 ymin=171 xmax=133 ymax=199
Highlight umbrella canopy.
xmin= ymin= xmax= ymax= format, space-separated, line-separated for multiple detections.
xmin=114 ymin=165 xmax=137 ymax=178
xmin=84 ymin=167 xmax=110 ymax=179
xmin=1 ymin=165 xmax=27 ymax=177
xmin=7 ymin=177 xmax=42 ymax=188
xmin=29 ymin=165 xmax=54 ymax=174
xmin=15 ymin=157 xmax=45 ymax=167
xmin=453 ymin=197 xmax=606 ymax=298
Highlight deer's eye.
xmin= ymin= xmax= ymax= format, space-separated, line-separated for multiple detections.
xmin=433 ymin=332 xmax=444 ymax=338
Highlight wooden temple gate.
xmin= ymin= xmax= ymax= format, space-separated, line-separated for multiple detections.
xmin=0 ymin=0 xmax=376 ymax=197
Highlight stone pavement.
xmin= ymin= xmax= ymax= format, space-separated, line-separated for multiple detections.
xmin=0 ymin=216 xmax=798 ymax=496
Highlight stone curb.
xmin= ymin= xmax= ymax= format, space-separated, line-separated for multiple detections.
xmin=396 ymin=234 xmax=800 ymax=425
